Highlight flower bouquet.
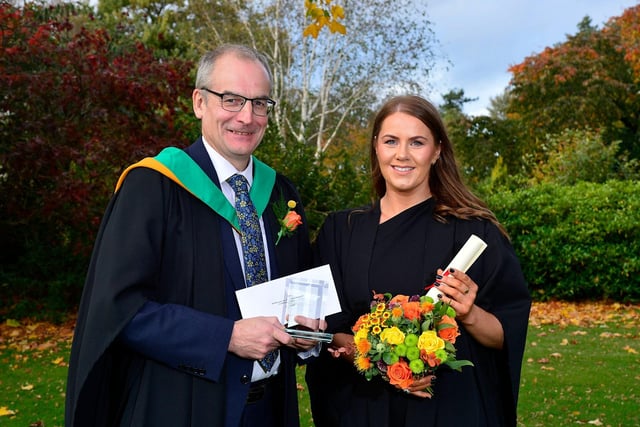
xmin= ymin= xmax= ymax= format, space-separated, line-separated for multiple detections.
xmin=352 ymin=292 xmax=473 ymax=394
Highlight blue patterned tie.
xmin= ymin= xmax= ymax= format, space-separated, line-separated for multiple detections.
xmin=228 ymin=174 xmax=277 ymax=372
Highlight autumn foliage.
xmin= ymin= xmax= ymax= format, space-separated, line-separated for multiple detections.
xmin=507 ymin=7 xmax=640 ymax=159
xmin=0 ymin=2 xmax=193 ymax=309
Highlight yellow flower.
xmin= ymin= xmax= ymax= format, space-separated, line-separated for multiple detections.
xmin=417 ymin=330 xmax=445 ymax=353
xmin=379 ymin=326 xmax=405 ymax=345
xmin=354 ymin=327 xmax=369 ymax=343
xmin=287 ymin=200 xmax=297 ymax=209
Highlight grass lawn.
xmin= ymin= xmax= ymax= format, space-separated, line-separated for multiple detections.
xmin=1 ymin=302 xmax=638 ymax=426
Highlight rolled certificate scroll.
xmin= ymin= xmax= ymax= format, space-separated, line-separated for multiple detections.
xmin=425 ymin=234 xmax=488 ymax=300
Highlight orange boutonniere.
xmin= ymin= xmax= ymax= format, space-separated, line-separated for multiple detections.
xmin=273 ymin=196 xmax=303 ymax=245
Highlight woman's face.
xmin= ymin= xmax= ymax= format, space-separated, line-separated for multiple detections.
xmin=375 ymin=112 xmax=441 ymax=198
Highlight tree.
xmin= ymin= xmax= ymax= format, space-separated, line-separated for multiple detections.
xmin=272 ymin=0 xmax=438 ymax=156
xmin=95 ymin=0 xmax=192 ymax=57
xmin=0 ymin=1 xmax=193 ymax=310
xmin=507 ymin=9 xmax=640 ymax=160
xmin=440 ymin=89 xmax=525 ymax=187
xmin=530 ymin=129 xmax=640 ymax=185
xmin=180 ymin=0 xmax=438 ymax=157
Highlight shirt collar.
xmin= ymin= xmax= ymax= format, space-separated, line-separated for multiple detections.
xmin=202 ymin=137 xmax=254 ymax=187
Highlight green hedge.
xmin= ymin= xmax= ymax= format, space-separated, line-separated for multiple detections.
xmin=487 ymin=181 xmax=640 ymax=302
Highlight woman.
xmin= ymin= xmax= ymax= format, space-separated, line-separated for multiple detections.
xmin=305 ymin=95 xmax=531 ymax=427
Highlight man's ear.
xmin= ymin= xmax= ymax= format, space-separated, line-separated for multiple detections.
xmin=192 ymin=89 xmax=205 ymax=119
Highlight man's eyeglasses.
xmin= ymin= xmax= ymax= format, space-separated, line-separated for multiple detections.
xmin=200 ymin=88 xmax=276 ymax=117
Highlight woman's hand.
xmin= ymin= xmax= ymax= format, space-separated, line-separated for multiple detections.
xmin=395 ymin=374 xmax=436 ymax=399
xmin=436 ymin=268 xmax=504 ymax=349
xmin=434 ymin=268 xmax=477 ymax=320
xmin=326 ymin=332 xmax=356 ymax=362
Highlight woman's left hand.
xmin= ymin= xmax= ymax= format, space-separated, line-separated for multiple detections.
xmin=435 ymin=268 xmax=505 ymax=349
xmin=434 ymin=268 xmax=477 ymax=320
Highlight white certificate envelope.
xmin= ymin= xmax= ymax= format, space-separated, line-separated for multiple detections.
xmin=235 ymin=264 xmax=341 ymax=324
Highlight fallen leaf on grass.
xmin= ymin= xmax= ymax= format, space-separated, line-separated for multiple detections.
xmin=5 ymin=319 xmax=20 ymax=327
xmin=623 ymin=345 xmax=637 ymax=354
xmin=0 ymin=406 xmax=16 ymax=416
xmin=587 ymin=419 xmax=603 ymax=426
xmin=529 ymin=301 xmax=640 ymax=328
xmin=599 ymin=332 xmax=621 ymax=338
xmin=52 ymin=357 xmax=65 ymax=366
xmin=21 ymin=383 xmax=34 ymax=391
xmin=37 ymin=341 xmax=55 ymax=351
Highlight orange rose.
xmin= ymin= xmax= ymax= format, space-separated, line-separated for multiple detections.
xmin=437 ymin=315 xmax=460 ymax=344
xmin=387 ymin=360 xmax=414 ymax=389
xmin=282 ymin=210 xmax=302 ymax=231
xmin=401 ymin=301 xmax=421 ymax=321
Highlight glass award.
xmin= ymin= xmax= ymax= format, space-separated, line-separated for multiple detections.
xmin=282 ymin=277 xmax=333 ymax=343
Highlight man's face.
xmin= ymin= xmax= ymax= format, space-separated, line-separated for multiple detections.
xmin=193 ymin=53 xmax=271 ymax=170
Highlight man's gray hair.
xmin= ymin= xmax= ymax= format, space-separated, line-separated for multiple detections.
xmin=195 ymin=44 xmax=273 ymax=93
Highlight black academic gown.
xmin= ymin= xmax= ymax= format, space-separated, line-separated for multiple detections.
xmin=65 ymin=139 xmax=311 ymax=427
xmin=305 ymin=200 xmax=531 ymax=427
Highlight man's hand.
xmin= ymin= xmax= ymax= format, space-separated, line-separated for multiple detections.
xmin=228 ymin=316 xmax=291 ymax=359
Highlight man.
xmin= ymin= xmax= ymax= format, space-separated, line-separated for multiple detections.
xmin=65 ymin=44 xmax=317 ymax=427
